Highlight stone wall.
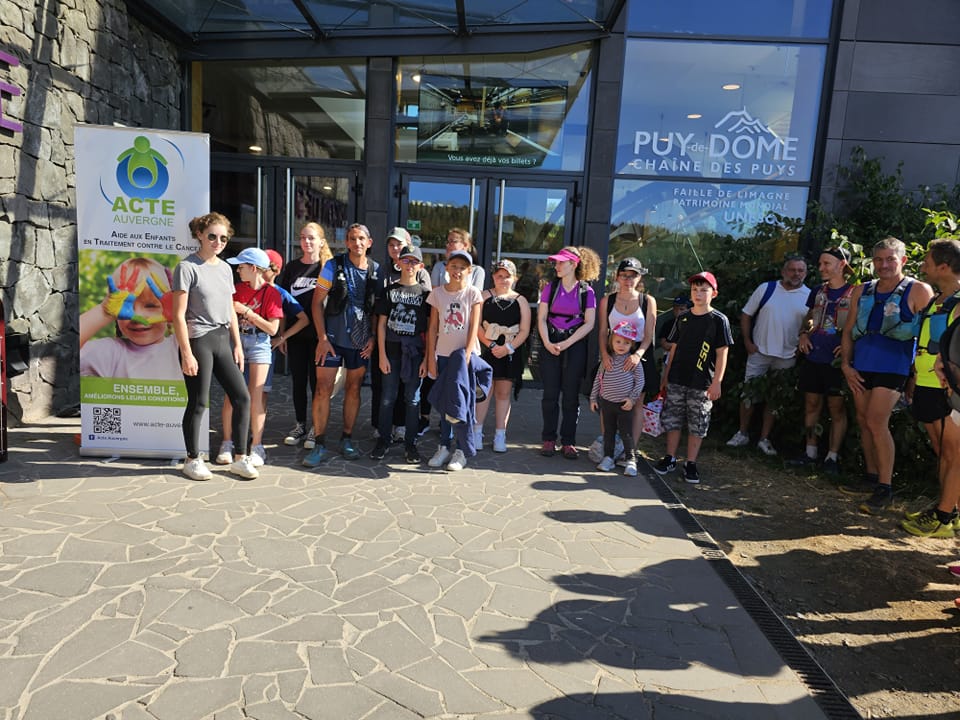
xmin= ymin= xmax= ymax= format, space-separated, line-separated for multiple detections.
xmin=0 ymin=0 xmax=181 ymax=420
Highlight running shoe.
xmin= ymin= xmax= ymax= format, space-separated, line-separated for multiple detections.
xmin=757 ymin=438 xmax=777 ymax=456
xmin=683 ymin=461 xmax=701 ymax=484
xmin=859 ymin=484 xmax=893 ymax=514
xmin=302 ymin=444 xmax=331 ymax=468
xmin=726 ymin=431 xmax=749 ymax=447
xmin=340 ymin=438 xmax=360 ymax=460
xmin=654 ymin=456 xmax=677 ymax=475
xmin=901 ymin=510 xmax=956 ymax=538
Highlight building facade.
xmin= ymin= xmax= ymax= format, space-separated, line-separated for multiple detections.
xmin=1 ymin=0 xmax=959 ymax=419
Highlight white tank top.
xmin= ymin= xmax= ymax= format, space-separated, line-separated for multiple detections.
xmin=607 ymin=294 xmax=646 ymax=341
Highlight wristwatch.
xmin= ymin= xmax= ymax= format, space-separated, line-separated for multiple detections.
xmin=488 ymin=341 xmax=497 ymax=350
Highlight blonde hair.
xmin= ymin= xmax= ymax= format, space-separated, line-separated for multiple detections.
xmin=189 ymin=212 xmax=233 ymax=239
xmin=301 ymin=222 xmax=333 ymax=265
xmin=447 ymin=227 xmax=473 ymax=251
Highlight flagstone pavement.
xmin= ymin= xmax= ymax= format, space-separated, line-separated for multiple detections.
xmin=0 ymin=377 xmax=832 ymax=720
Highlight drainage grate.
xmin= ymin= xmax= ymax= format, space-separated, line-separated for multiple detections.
xmin=647 ymin=471 xmax=863 ymax=720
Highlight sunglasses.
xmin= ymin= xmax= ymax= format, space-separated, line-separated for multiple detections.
xmin=207 ymin=233 xmax=229 ymax=243
xmin=399 ymin=257 xmax=421 ymax=265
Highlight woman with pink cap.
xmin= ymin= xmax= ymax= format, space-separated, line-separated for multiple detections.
xmin=537 ymin=245 xmax=601 ymax=459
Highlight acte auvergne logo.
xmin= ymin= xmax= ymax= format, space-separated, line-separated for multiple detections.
xmin=116 ymin=135 xmax=169 ymax=200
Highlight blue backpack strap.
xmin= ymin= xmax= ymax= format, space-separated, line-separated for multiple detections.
xmin=755 ymin=279 xmax=778 ymax=315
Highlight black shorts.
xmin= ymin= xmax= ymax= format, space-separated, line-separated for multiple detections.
xmin=911 ymin=386 xmax=951 ymax=424
xmin=859 ymin=370 xmax=908 ymax=392
xmin=798 ymin=359 xmax=844 ymax=397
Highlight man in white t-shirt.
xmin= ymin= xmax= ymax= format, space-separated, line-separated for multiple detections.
xmin=727 ymin=257 xmax=810 ymax=455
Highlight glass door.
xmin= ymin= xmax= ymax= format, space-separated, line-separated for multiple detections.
xmin=279 ymin=170 xmax=357 ymax=258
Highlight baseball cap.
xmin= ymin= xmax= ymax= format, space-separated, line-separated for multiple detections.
xmin=447 ymin=250 xmax=473 ymax=266
xmin=616 ymin=257 xmax=647 ymax=274
xmin=387 ymin=226 xmax=411 ymax=244
xmin=492 ymin=258 xmax=517 ymax=276
xmin=397 ymin=245 xmax=423 ymax=262
xmin=673 ymin=295 xmax=693 ymax=307
xmin=548 ymin=248 xmax=581 ymax=264
xmin=227 ymin=247 xmax=270 ymax=270
xmin=688 ymin=271 xmax=718 ymax=290
xmin=611 ymin=320 xmax=640 ymax=342
xmin=265 ymin=249 xmax=283 ymax=271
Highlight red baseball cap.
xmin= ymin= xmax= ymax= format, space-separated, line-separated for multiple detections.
xmin=265 ymin=249 xmax=284 ymax=271
xmin=688 ymin=271 xmax=717 ymax=290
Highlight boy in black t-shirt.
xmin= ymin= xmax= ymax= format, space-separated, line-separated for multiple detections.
xmin=654 ymin=271 xmax=734 ymax=484
xmin=371 ymin=246 xmax=431 ymax=463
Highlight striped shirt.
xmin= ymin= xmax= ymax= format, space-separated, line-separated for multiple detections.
xmin=590 ymin=353 xmax=645 ymax=404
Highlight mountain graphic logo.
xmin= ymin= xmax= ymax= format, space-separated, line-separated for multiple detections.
xmin=115 ymin=135 xmax=170 ymax=200
xmin=714 ymin=108 xmax=776 ymax=137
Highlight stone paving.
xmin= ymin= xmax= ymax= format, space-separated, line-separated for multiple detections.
xmin=0 ymin=380 xmax=830 ymax=720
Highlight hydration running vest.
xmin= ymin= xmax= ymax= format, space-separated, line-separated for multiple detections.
xmin=917 ymin=291 xmax=960 ymax=355
xmin=809 ymin=282 xmax=854 ymax=335
xmin=850 ymin=278 xmax=919 ymax=342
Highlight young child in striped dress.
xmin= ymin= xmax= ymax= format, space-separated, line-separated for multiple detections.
xmin=590 ymin=320 xmax=645 ymax=476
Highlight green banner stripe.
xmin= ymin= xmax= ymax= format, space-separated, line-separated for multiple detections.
xmin=81 ymin=377 xmax=187 ymax=407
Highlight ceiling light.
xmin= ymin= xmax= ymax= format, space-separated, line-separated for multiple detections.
xmin=412 ymin=73 xmax=421 ymax=83
xmin=249 ymin=144 xmax=262 ymax=153
xmin=687 ymin=113 xmax=702 ymax=119
xmin=721 ymin=83 xmax=740 ymax=91
xmin=322 ymin=185 xmax=333 ymax=191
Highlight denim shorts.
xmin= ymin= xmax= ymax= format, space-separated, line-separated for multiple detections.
xmin=240 ymin=331 xmax=273 ymax=365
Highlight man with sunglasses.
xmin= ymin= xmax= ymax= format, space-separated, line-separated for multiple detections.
xmin=303 ymin=223 xmax=380 ymax=466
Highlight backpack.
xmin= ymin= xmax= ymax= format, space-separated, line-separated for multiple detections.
xmin=546 ymin=278 xmax=589 ymax=324
xmin=324 ymin=254 xmax=377 ymax=319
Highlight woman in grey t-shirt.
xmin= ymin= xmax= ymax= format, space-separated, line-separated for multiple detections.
xmin=171 ymin=212 xmax=257 ymax=481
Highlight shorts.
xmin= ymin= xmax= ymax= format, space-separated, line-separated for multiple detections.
xmin=263 ymin=353 xmax=275 ymax=392
xmin=661 ymin=382 xmax=713 ymax=438
xmin=911 ymin=386 xmax=950 ymax=423
xmin=318 ymin=342 xmax=368 ymax=371
xmin=240 ymin=331 xmax=273 ymax=365
xmin=744 ymin=351 xmax=796 ymax=381
xmin=798 ymin=359 xmax=844 ymax=397
xmin=858 ymin=370 xmax=908 ymax=392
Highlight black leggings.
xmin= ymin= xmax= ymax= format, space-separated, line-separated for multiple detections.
xmin=599 ymin=397 xmax=636 ymax=462
xmin=182 ymin=327 xmax=251 ymax=458
xmin=287 ymin=333 xmax=317 ymax=424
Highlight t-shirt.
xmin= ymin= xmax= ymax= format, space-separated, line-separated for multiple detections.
xmin=805 ymin=283 xmax=851 ymax=365
xmin=742 ymin=281 xmax=810 ymax=358
xmin=80 ymin=334 xmax=182 ymax=380
xmin=427 ymin=284 xmax=484 ymax=357
xmin=375 ymin=281 xmax=430 ymax=343
xmin=172 ymin=254 xmax=235 ymax=339
xmin=316 ymin=255 xmax=380 ymax=348
xmin=540 ymin=281 xmax=597 ymax=332
xmin=277 ymin=257 xmax=321 ymax=327
xmin=234 ymin=282 xmax=284 ymax=334
xmin=272 ymin=284 xmax=305 ymax=321
xmin=665 ymin=309 xmax=734 ymax=390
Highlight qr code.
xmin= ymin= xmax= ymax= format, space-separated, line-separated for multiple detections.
xmin=92 ymin=407 xmax=122 ymax=434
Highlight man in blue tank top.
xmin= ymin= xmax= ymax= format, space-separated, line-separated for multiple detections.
xmin=840 ymin=237 xmax=934 ymax=513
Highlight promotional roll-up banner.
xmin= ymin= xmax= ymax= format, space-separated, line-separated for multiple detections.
xmin=75 ymin=126 xmax=210 ymax=458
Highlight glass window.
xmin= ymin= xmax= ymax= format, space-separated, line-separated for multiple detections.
xmin=396 ymin=45 xmax=593 ymax=172
xmin=201 ymin=60 xmax=366 ymax=160
xmin=609 ymin=178 xmax=807 ymax=298
xmin=616 ymin=40 xmax=825 ymax=184
xmin=627 ymin=0 xmax=834 ymax=39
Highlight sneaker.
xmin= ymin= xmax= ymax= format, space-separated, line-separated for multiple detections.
xmin=283 ymin=423 xmax=307 ymax=446
xmin=228 ymin=456 xmax=259 ymax=480
xmin=654 ymin=456 xmax=677 ymax=475
xmin=428 ymin=446 xmax=451 ymax=468
xmin=302 ymin=444 xmax=331 ymax=468
xmin=683 ymin=461 xmax=701 ymax=484
xmin=904 ymin=502 xmax=938 ymax=522
xmin=901 ymin=510 xmax=956 ymax=538
xmin=404 ymin=446 xmax=422 ymax=464
xmin=623 ymin=460 xmax=638 ymax=477
xmin=473 ymin=426 xmax=483 ymax=449
xmin=340 ymin=438 xmax=360 ymax=460
xmin=757 ymin=438 xmax=777 ymax=456
xmin=839 ymin=474 xmax=878 ymax=495
xmin=370 ymin=439 xmax=389 ymax=460
xmin=182 ymin=457 xmax=212 ymax=481
xmin=250 ymin=444 xmax=266 ymax=467
xmin=540 ymin=441 xmax=556 ymax=457
xmin=303 ymin=427 xmax=316 ymax=450
xmin=859 ymin=484 xmax=893 ymax=514
xmin=597 ymin=456 xmax=616 ymax=472
xmin=786 ymin=453 xmax=817 ymax=467
xmin=562 ymin=445 xmax=579 ymax=460
xmin=446 ymin=449 xmax=467 ymax=471
xmin=391 ymin=426 xmax=406 ymax=444
xmin=821 ymin=457 xmax=840 ymax=475
xmin=493 ymin=430 xmax=507 ymax=453
xmin=215 ymin=440 xmax=234 ymax=465
xmin=417 ymin=416 xmax=431 ymax=437
xmin=726 ymin=431 xmax=749 ymax=448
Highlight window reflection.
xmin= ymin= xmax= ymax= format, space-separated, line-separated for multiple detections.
xmin=627 ymin=0 xmax=833 ymax=38
xmin=202 ymin=60 xmax=366 ymax=159
xmin=396 ymin=45 xmax=593 ymax=171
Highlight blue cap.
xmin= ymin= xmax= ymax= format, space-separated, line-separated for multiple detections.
xmin=227 ymin=247 xmax=270 ymax=270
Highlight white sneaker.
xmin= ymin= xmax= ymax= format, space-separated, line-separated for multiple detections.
xmin=303 ymin=427 xmax=316 ymax=450
xmin=473 ymin=426 xmax=483 ymax=449
xmin=624 ymin=460 xmax=638 ymax=477
xmin=250 ymin=444 xmax=266 ymax=467
xmin=493 ymin=430 xmax=507 ymax=453
xmin=597 ymin=456 xmax=616 ymax=472
xmin=428 ymin=446 xmax=451 ymax=468
xmin=726 ymin=431 xmax=749 ymax=448
xmin=757 ymin=438 xmax=777 ymax=456
xmin=228 ymin=456 xmax=259 ymax=480
xmin=446 ymin=449 xmax=467 ymax=472
xmin=283 ymin=422 xmax=306 ymax=446
xmin=215 ymin=440 xmax=234 ymax=465
xmin=183 ymin=457 xmax=212 ymax=481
